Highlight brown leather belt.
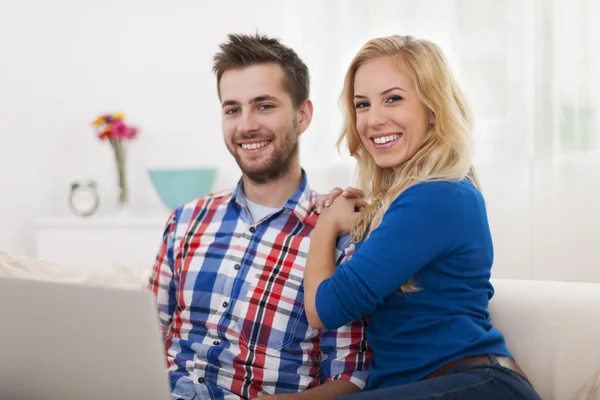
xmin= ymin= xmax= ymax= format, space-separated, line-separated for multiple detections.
xmin=425 ymin=355 xmax=529 ymax=382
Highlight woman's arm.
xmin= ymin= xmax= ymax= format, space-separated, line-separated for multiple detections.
xmin=305 ymin=182 xmax=465 ymax=330
xmin=304 ymin=221 xmax=341 ymax=329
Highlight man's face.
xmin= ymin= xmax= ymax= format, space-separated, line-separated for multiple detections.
xmin=220 ymin=63 xmax=307 ymax=184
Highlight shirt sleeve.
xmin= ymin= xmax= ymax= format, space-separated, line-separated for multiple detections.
xmin=318 ymin=236 xmax=373 ymax=389
xmin=316 ymin=182 xmax=463 ymax=330
xmin=147 ymin=209 xmax=178 ymax=335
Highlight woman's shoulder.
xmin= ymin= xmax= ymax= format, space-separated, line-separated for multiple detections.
xmin=390 ymin=179 xmax=484 ymax=215
xmin=397 ymin=178 xmax=477 ymax=201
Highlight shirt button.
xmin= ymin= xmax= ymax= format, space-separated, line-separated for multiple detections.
xmin=234 ymin=264 xmax=240 ymax=270
xmin=198 ymin=377 xmax=205 ymax=384
xmin=249 ymin=227 xmax=256 ymax=233
xmin=213 ymin=340 xmax=220 ymax=345
xmin=222 ymin=301 xmax=228 ymax=308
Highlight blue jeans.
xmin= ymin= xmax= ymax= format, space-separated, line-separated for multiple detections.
xmin=337 ymin=355 xmax=541 ymax=400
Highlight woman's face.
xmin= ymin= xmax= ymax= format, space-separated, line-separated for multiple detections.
xmin=353 ymin=55 xmax=433 ymax=169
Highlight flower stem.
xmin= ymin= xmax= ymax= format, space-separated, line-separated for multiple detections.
xmin=111 ymin=139 xmax=127 ymax=205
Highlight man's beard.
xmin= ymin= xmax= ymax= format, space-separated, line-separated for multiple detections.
xmin=230 ymin=122 xmax=299 ymax=184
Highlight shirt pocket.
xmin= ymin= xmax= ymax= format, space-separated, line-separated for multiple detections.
xmin=236 ymin=262 xmax=308 ymax=351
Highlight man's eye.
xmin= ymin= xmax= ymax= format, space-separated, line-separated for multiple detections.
xmin=355 ymin=101 xmax=370 ymax=109
xmin=259 ymin=104 xmax=274 ymax=110
xmin=225 ymin=108 xmax=239 ymax=115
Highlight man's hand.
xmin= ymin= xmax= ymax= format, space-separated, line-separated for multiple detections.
xmin=315 ymin=187 xmax=365 ymax=214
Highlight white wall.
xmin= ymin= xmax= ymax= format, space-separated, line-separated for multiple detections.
xmin=1 ymin=1 xmax=598 ymax=282
xmin=0 ymin=0 xmax=286 ymax=254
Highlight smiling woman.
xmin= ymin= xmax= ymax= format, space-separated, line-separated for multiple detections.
xmin=352 ymin=57 xmax=434 ymax=169
xmin=303 ymin=35 xmax=542 ymax=400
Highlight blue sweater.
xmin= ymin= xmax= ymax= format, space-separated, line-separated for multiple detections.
xmin=315 ymin=179 xmax=511 ymax=390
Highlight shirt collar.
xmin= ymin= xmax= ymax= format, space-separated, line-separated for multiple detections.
xmin=231 ymin=169 xmax=315 ymax=224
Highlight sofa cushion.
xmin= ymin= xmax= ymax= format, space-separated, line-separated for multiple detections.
xmin=0 ymin=250 xmax=148 ymax=289
xmin=490 ymin=278 xmax=600 ymax=400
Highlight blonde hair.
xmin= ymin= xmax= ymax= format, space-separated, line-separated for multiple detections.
xmin=337 ymin=35 xmax=480 ymax=293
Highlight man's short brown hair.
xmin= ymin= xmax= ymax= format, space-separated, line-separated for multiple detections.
xmin=213 ymin=33 xmax=310 ymax=108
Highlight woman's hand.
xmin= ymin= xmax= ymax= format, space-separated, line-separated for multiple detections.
xmin=315 ymin=187 xmax=364 ymax=214
xmin=317 ymin=195 xmax=367 ymax=236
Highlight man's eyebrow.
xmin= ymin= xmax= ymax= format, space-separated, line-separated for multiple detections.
xmin=222 ymin=100 xmax=238 ymax=108
xmin=250 ymin=95 xmax=279 ymax=103
xmin=222 ymin=95 xmax=280 ymax=108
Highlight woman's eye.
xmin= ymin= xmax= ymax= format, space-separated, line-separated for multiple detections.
xmin=386 ymin=95 xmax=403 ymax=103
xmin=355 ymin=101 xmax=370 ymax=109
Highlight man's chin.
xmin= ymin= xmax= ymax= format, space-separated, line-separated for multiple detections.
xmin=241 ymin=169 xmax=274 ymax=183
xmin=238 ymin=163 xmax=289 ymax=184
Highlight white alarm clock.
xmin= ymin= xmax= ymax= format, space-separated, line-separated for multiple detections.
xmin=69 ymin=180 xmax=100 ymax=217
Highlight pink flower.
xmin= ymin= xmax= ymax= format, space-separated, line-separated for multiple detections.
xmin=126 ymin=127 xmax=138 ymax=139
xmin=111 ymin=120 xmax=129 ymax=139
xmin=91 ymin=112 xmax=139 ymax=142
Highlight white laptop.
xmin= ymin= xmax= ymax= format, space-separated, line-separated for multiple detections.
xmin=0 ymin=277 xmax=172 ymax=400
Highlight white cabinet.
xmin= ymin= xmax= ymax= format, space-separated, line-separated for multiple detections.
xmin=33 ymin=214 xmax=169 ymax=272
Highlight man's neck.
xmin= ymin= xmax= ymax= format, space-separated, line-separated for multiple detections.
xmin=242 ymin=165 xmax=303 ymax=208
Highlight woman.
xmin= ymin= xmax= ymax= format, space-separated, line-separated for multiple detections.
xmin=304 ymin=35 xmax=541 ymax=399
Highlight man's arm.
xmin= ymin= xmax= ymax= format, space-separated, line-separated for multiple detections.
xmin=261 ymin=239 xmax=372 ymax=399
xmin=147 ymin=210 xmax=178 ymax=335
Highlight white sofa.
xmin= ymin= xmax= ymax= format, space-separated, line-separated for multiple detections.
xmin=1 ymin=250 xmax=598 ymax=399
xmin=490 ymin=278 xmax=600 ymax=400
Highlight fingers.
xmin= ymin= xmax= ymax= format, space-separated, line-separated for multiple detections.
xmin=316 ymin=187 xmax=343 ymax=213
xmin=325 ymin=187 xmax=343 ymax=208
xmin=315 ymin=187 xmax=366 ymax=214
xmin=353 ymin=198 xmax=368 ymax=210
xmin=341 ymin=187 xmax=364 ymax=199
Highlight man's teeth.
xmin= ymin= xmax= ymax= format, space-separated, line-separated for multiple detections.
xmin=241 ymin=141 xmax=270 ymax=150
xmin=373 ymin=134 xmax=401 ymax=145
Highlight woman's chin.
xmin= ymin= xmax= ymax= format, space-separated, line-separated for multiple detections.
xmin=373 ymin=155 xmax=407 ymax=170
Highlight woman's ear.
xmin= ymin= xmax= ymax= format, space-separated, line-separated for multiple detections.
xmin=429 ymin=111 xmax=436 ymax=126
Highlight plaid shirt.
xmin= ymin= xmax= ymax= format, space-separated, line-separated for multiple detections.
xmin=148 ymin=173 xmax=371 ymax=400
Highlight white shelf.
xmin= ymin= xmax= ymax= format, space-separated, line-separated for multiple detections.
xmin=34 ymin=214 xmax=169 ymax=229
xmin=33 ymin=213 xmax=171 ymax=271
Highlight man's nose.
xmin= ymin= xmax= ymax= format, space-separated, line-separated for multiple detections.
xmin=238 ymin=111 xmax=261 ymax=133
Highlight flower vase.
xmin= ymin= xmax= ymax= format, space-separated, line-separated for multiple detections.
xmin=111 ymin=139 xmax=128 ymax=211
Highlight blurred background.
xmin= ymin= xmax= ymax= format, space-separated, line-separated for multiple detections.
xmin=0 ymin=0 xmax=598 ymax=282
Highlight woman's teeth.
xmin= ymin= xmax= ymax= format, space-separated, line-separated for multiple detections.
xmin=373 ymin=134 xmax=401 ymax=145
xmin=241 ymin=141 xmax=270 ymax=150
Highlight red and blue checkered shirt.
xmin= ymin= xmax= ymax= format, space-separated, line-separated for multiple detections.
xmin=148 ymin=174 xmax=371 ymax=400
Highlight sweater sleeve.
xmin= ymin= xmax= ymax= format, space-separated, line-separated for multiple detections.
xmin=315 ymin=181 xmax=464 ymax=329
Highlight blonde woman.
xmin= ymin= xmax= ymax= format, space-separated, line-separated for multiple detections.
xmin=303 ymin=35 xmax=541 ymax=399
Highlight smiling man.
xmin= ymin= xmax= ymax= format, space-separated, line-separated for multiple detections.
xmin=148 ymin=33 xmax=371 ymax=400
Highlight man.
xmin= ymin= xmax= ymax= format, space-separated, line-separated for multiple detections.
xmin=148 ymin=33 xmax=371 ymax=400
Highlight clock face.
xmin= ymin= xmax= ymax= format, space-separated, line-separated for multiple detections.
xmin=70 ymin=187 xmax=99 ymax=216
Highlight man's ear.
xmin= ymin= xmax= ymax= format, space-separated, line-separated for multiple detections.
xmin=297 ymin=99 xmax=313 ymax=135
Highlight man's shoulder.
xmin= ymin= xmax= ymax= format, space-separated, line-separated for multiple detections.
xmin=168 ymin=188 xmax=234 ymax=226
xmin=179 ymin=188 xmax=234 ymax=211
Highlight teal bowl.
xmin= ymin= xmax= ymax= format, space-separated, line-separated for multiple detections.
xmin=148 ymin=168 xmax=217 ymax=210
